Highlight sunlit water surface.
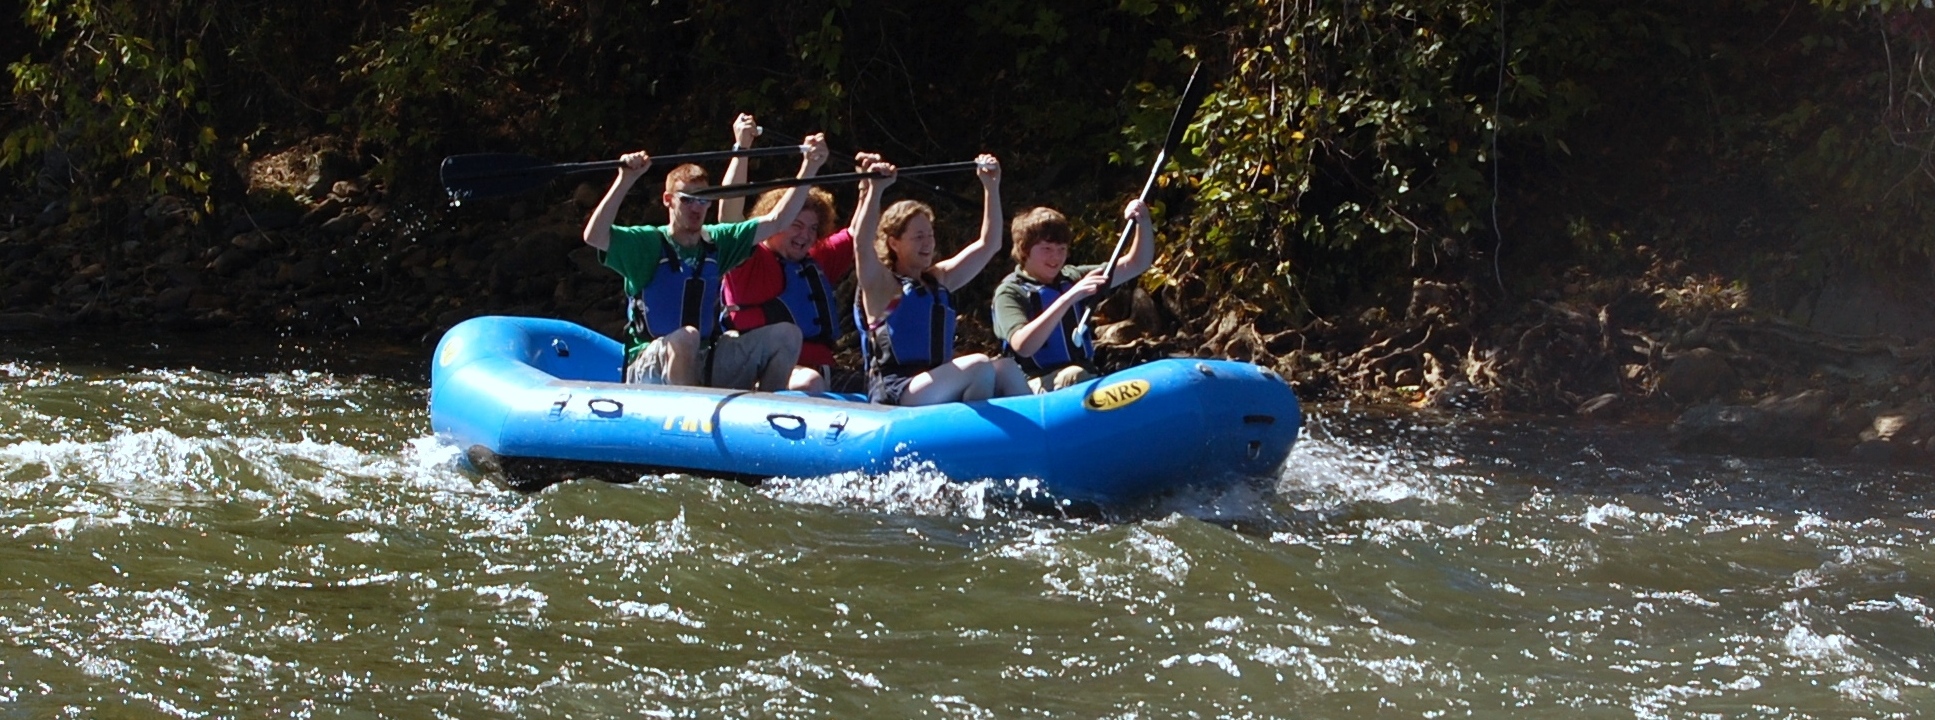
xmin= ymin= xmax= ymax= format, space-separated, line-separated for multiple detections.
xmin=3 ymin=332 xmax=1934 ymax=718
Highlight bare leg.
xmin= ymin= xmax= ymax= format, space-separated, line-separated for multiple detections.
xmin=787 ymin=366 xmax=827 ymax=393
xmin=663 ymin=327 xmax=702 ymax=386
xmin=991 ymin=356 xmax=1030 ymax=397
xmin=901 ymin=355 xmax=996 ymax=406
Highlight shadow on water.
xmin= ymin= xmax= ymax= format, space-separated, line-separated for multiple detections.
xmin=0 ymin=327 xmax=430 ymax=381
xmin=1284 ymin=402 xmax=1935 ymax=526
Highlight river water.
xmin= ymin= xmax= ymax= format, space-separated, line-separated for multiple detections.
xmin=3 ymin=331 xmax=1933 ymax=718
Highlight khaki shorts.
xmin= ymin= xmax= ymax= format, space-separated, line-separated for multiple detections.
xmin=625 ymin=324 xmax=800 ymax=389
xmin=708 ymin=324 xmax=798 ymax=390
xmin=623 ymin=336 xmax=680 ymax=385
xmin=1028 ymin=365 xmax=1096 ymax=394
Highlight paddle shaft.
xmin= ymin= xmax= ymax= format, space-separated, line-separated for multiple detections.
xmin=1075 ymin=62 xmax=1207 ymax=342
xmin=761 ymin=129 xmax=982 ymax=210
xmin=1095 ymin=146 xmax=1171 ymax=290
xmin=446 ymin=145 xmax=805 ymax=183
xmin=685 ymin=161 xmax=982 ymax=200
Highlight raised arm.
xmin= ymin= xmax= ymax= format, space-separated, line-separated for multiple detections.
xmin=932 ymin=154 xmax=1004 ymax=291
xmin=851 ymin=161 xmax=900 ymax=328
xmin=750 ymin=133 xmax=829 ymax=242
xmin=581 ymin=150 xmax=652 ymax=252
xmin=1108 ymin=199 xmax=1155 ymax=287
xmin=846 ymin=151 xmax=884 ymax=237
xmin=716 ymin=113 xmax=760 ymax=223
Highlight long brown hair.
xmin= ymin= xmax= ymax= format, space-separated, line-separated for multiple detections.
xmin=877 ymin=199 xmax=935 ymax=269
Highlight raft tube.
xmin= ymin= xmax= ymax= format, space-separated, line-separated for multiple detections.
xmin=429 ymin=316 xmax=1301 ymax=506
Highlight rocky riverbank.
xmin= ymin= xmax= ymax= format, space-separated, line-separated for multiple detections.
xmin=3 ymin=141 xmax=1931 ymax=467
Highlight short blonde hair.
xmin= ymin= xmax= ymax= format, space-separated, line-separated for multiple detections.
xmin=663 ymin=163 xmax=708 ymax=194
xmin=876 ymin=200 xmax=935 ymax=268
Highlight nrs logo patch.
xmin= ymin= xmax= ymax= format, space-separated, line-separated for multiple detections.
xmin=1084 ymin=379 xmax=1150 ymax=411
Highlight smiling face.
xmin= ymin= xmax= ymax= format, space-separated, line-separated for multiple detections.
xmin=1008 ymin=206 xmax=1074 ymax=281
xmin=887 ymin=213 xmax=937 ymax=275
xmin=753 ymin=186 xmax=836 ymax=262
xmin=763 ymin=207 xmax=822 ymax=261
xmin=1021 ymin=239 xmax=1071 ymax=282
xmin=877 ymin=200 xmax=937 ymax=276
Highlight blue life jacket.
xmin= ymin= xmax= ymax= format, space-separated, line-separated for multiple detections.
xmin=1002 ymin=271 xmax=1094 ymax=374
xmin=749 ymin=257 xmax=839 ymax=347
xmin=627 ymin=239 xmax=720 ymax=343
xmin=859 ymin=273 xmax=954 ymax=375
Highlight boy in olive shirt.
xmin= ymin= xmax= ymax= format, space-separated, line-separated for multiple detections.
xmin=992 ymin=200 xmax=1153 ymax=393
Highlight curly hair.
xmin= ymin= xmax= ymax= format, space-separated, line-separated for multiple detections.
xmin=750 ymin=186 xmax=837 ymax=240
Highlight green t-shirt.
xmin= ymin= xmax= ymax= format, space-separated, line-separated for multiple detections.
xmin=600 ymin=219 xmax=762 ymax=296
xmin=991 ymin=263 xmax=1103 ymax=348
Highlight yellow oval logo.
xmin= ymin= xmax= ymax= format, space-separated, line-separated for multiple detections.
xmin=1084 ymin=379 xmax=1150 ymax=411
xmin=438 ymin=335 xmax=465 ymax=368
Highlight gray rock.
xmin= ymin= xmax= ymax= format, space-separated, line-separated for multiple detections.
xmin=1577 ymin=393 xmax=1623 ymax=418
xmin=0 ymin=312 xmax=53 ymax=332
xmin=302 ymin=196 xmax=346 ymax=225
xmin=1425 ymin=380 xmax=1490 ymax=411
xmin=1852 ymin=439 xmax=1898 ymax=464
xmin=1756 ymin=389 xmax=1830 ymax=427
xmin=1671 ymin=404 xmax=1776 ymax=454
xmin=1669 ymin=390 xmax=1829 ymax=457
xmin=1659 ymin=347 xmax=1738 ymax=403
xmin=321 ymin=212 xmax=367 ymax=237
xmin=208 ymin=248 xmax=257 ymax=276
xmin=304 ymin=150 xmax=360 ymax=198
xmin=153 ymin=286 xmax=193 ymax=311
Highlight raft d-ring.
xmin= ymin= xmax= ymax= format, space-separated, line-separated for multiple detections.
xmin=587 ymin=398 xmax=623 ymax=418
xmin=766 ymin=413 xmax=807 ymax=432
xmin=825 ymin=411 xmax=849 ymax=444
xmin=551 ymin=338 xmax=571 ymax=358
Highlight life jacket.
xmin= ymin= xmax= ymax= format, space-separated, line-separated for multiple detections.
xmin=733 ymin=254 xmax=839 ymax=347
xmin=859 ymin=273 xmax=955 ymax=376
xmin=627 ymin=239 xmax=720 ymax=344
xmin=1003 ymin=271 xmax=1094 ymax=374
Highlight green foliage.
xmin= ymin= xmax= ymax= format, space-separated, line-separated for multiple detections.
xmin=7 ymin=0 xmax=219 ymax=208
xmin=6 ymin=0 xmax=1932 ymax=322
xmin=1186 ymin=0 xmax=1521 ymax=314
xmin=337 ymin=0 xmax=533 ymax=173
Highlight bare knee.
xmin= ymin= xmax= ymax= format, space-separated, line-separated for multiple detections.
xmin=665 ymin=327 xmax=701 ymax=356
xmin=789 ymin=366 xmax=827 ymax=393
xmin=957 ymin=355 xmax=997 ymax=401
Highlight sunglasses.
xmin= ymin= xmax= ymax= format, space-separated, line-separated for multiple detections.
xmin=674 ymin=192 xmax=715 ymax=207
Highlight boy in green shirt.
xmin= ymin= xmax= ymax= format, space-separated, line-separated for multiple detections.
xmin=581 ymin=134 xmax=830 ymax=389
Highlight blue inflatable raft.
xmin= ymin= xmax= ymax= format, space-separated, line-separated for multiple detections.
xmin=429 ymin=316 xmax=1301 ymax=506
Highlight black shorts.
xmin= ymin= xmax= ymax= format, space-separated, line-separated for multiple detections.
xmin=867 ymin=372 xmax=914 ymax=405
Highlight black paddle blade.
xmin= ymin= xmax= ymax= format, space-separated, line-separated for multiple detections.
xmin=1161 ymin=62 xmax=1210 ymax=156
xmin=441 ymin=153 xmax=571 ymax=201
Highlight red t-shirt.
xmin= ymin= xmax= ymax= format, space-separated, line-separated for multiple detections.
xmin=722 ymin=229 xmax=855 ymax=367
